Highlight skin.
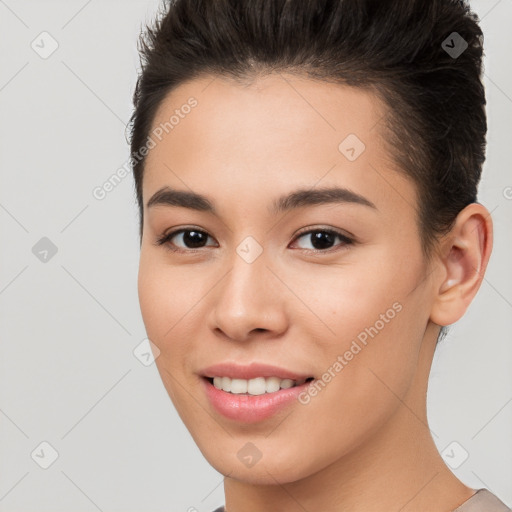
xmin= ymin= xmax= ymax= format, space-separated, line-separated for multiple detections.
xmin=137 ymin=73 xmax=493 ymax=512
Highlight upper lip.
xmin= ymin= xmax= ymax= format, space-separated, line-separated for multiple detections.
xmin=200 ymin=362 xmax=313 ymax=381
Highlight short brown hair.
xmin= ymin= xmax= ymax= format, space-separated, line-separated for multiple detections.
xmin=129 ymin=0 xmax=486 ymax=261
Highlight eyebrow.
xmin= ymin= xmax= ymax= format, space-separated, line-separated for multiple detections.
xmin=146 ymin=185 xmax=377 ymax=215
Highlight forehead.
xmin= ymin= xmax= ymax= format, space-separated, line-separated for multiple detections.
xmin=147 ymin=72 xmax=385 ymax=156
xmin=143 ymin=73 xmax=416 ymax=219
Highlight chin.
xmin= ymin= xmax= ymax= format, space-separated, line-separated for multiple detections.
xmin=192 ymin=433 xmax=328 ymax=485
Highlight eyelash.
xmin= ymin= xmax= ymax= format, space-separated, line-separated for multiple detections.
xmin=154 ymin=226 xmax=354 ymax=254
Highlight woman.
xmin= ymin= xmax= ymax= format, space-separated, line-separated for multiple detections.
xmin=129 ymin=0 xmax=511 ymax=510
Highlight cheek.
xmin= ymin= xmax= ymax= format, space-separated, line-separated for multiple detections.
xmin=296 ymin=254 xmax=411 ymax=348
xmin=137 ymin=259 xmax=169 ymax=341
xmin=137 ymin=251 xmax=197 ymax=341
xmin=137 ymin=253 xmax=205 ymax=415
xmin=137 ymin=250 xmax=213 ymax=388
xmin=298 ymin=246 xmax=427 ymax=405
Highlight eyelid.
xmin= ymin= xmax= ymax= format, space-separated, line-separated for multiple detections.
xmin=292 ymin=224 xmax=355 ymax=241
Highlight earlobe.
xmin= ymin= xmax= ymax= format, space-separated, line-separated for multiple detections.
xmin=430 ymin=203 xmax=493 ymax=327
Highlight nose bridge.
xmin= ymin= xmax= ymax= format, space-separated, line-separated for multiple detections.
xmin=221 ymin=243 xmax=273 ymax=314
xmin=210 ymin=241 xmax=286 ymax=340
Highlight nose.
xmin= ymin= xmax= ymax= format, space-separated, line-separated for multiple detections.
xmin=208 ymin=250 xmax=288 ymax=343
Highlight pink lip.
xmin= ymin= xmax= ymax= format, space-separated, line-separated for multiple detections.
xmin=199 ymin=362 xmax=313 ymax=381
xmin=201 ymin=377 xmax=312 ymax=423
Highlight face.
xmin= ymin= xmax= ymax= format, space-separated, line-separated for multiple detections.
xmin=138 ymin=73 xmax=437 ymax=484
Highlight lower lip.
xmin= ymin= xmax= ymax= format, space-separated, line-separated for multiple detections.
xmin=201 ymin=377 xmax=311 ymax=423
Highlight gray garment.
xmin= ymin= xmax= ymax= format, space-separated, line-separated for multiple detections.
xmin=453 ymin=489 xmax=511 ymax=512
xmin=212 ymin=488 xmax=511 ymax=512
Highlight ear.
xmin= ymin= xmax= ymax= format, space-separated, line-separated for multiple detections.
xmin=430 ymin=203 xmax=493 ymax=327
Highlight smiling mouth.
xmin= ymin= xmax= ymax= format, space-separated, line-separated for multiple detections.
xmin=204 ymin=376 xmax=315 ymax=395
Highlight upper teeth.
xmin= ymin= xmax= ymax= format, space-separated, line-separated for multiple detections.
xmin=212 ymin=376 xmax=306 ymax=395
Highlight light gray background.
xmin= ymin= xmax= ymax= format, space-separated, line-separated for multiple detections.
xmin=0 ymin=0 xmax=510 ymax=510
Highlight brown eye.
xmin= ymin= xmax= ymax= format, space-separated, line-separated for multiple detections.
xmin=156 ymin=228 xmax=217 ymax=251
xmin=292 ymin=228 xmax=353 ymax=252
